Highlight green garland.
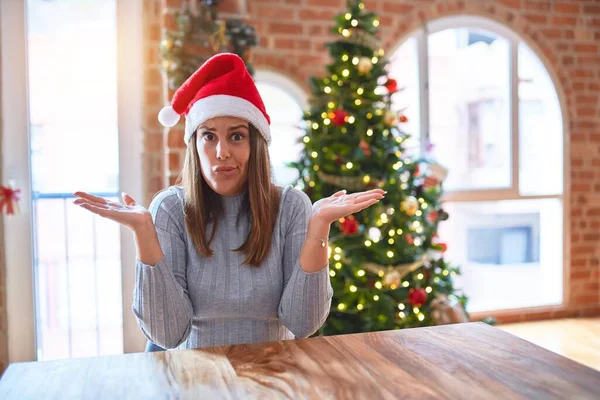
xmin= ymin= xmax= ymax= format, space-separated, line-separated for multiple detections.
xmin=160 ymin=1 xmax=258 ymax=90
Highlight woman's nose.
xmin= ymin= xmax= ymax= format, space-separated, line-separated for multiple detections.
xmin=216 ymin=141 xmax=230 ymax=160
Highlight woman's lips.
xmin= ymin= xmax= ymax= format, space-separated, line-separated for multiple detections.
xmin=214 ymin=166 xmax=238 ymax=177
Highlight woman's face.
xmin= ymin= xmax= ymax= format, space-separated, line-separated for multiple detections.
xmin=196 ymin=116 xmax=250 ymax=197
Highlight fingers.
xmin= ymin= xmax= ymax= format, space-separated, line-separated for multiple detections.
xmin=73 ymin=191 xmax=108 ymax=204
xmin=77 ymin=202 xmax=111 ymax=217
xmin=353 ymin=197 xmax=381 ymax=212
xmin=73 ymin=198 xmax=110 ymax=209
xmin=333 ymin=189 xmax=347 ymax=197
xmin=347 ymin=188 xmax=385 ymax=199
xmin=121 ymin=192 xmax=136 ymax=206
xmin=353 ymin=191 xmax=385 ymax=203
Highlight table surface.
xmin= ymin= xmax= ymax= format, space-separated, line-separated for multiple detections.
xmin=1 ymin=322 xmax=599 ymax=399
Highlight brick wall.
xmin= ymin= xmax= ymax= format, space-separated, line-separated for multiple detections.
xmin=143 ymin=0 xmax=600 ymax=323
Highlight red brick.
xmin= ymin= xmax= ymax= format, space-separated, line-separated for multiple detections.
xmin=574 ymin=43 xmax=598 ymax=53
xmin=572 ymin=246 xmax=595 ymax=254
xmin=571 ymin=258 xmax=588 ymax=268
xmin=168 ymin=152 xmax=181 ymax=170
xmin=524 ymin=0 xmax=550 ymax=11
xmin=563 ymin=56 xmax=574 ymax=65
xmin=257 ymin=5 xmax=297 ymax=20
xmin=555 ymin=2 xmax=580 ymax=13
xmin=541 ymin=29 xmax=561 ymax=39
xmin=583 ymin=5 xmax=600 ymax=14
xmin=299 ymin=8 xmax=338 ymax=21
xmin=573 ymin=183 xmax=592 ymax=191
xmin=168 ymin=175 xmax=179 ymax=186
xmin=307 ymin=25 xmax=326 ymax=36
xmin=579 ymin=171 xmax=595 ymax=179
xmin=379 ymin=15 xmax=394 ymax=26
xmin=524 ymin=14 xmax=547 ymax=24
xmin=576 ymin=95 xmax=598 ymax=104
xmin=167 ymin=129 xmax=185 ymax=148
xmin=571 ymin=270 xmax=591 ymax=280
xmin=149 ymin=177 xmax=163 ymax=195
xmin=383 ymin=2 xmax=415 ymax=13
xmin=571 ymin=68 xmax=595 ymax=79
xmin=583 ymin=233 xmax=600 ymax=241
xmin=145 ymin=69 xmax=162 ymax=87
xmin=576 ymin=108 xmax=596 ymax=117
xmin=581 ymin=306 xmax=600 ymax=317
xmin=578 ymin=57 xmax=600 ymax=65
xmin=572 ymin=294 xmax=598 ymax=305
xmin=163 ymin=13 xmax=177 ymax=30
xmin=306 ymin=0 xmax=343 ymax=7
xmin=583 ymin=282 xmax=600 ymax=292
xmin=586 ymin=208 xmax=600 ymax=216
xmin=217 ymin=0 xmax=245 ymax=14
xmin=147 ymin=134 xmax=163 ymax=152
xmin=552 ymin=16 xmax=577 ymax=26
xmin=269 ymin=22 xmax=303 ymax=34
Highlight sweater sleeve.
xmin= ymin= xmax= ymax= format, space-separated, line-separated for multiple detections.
xmin=131 ymin=188 xmax=193 ymax=349
xmin=278 ymin=188 xmax=333 ymax=338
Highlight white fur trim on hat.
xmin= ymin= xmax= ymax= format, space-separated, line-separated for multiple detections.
xmin=184 ymin=95 xmax=271 ymax=146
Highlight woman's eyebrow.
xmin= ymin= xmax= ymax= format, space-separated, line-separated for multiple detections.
xmin=228 ymin=124 xmax=249 ymax=131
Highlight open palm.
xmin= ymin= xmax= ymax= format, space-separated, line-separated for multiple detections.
xmin=73 ymin=191 xmax=152 ymax=231
xmin=312 ymin=188 xmax=385 ymax=225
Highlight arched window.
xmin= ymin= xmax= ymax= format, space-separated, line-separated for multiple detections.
xmin=255 ymin=70 xmax=308 ymax=187
xmin=389 ymin=16 xmax=565 ymax=313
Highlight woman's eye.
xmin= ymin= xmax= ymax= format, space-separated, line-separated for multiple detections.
xmin=203 ymin=133 xmax=215 ymax=141
xmin=231 ymin=133 xmax=244 ymax=141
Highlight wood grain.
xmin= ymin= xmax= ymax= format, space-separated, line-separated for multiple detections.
xmin=1 ymin=323 xmax=599 ymax=399
xmin=500 ymin=317 xmax=600 ymax=371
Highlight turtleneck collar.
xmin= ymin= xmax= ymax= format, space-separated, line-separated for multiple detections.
xmin=220 ymin=189 xmax=248 ymax=217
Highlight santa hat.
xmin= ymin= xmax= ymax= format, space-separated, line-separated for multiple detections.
xmin=158 ymin=53 xmax=271 ymax=145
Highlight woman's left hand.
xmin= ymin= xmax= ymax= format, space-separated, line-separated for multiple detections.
xmin=311 ymin=188 xmax=385 ymax=225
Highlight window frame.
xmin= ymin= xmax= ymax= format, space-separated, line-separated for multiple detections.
xmin=254 ymin=69 xmax=309 ymax=186
xmin=0 ymin=0 xmax=146 ymax=362
xmin=394 ymin=15 xmax=570 ymax=310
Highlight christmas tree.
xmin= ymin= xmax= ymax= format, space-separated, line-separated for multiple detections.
xmin=290 ymin=0 xmax=468 ymax=335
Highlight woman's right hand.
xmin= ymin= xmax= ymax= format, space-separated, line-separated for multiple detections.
xmin=73 ymin=191 xmax=153 ymax=232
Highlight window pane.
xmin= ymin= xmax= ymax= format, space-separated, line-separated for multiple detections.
xmin=27 ymin=0 xmax=123 ymax=360
xmin=28 ymin=0 xmax=119 ymax=194
xmin=438 ymin=198 xmax=563 ymax=312
xmin=389 ymin=36 xmax=420 ymax=156
xmin=428 ymin=28 xmax=511 ymax=191
xmin=256 ymin=82 xmax=304 ymax=186
xmin=518 ymin=44 xmax=563 ymax=196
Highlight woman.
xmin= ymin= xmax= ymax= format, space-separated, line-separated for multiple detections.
xmin=73 ymin=53 xmax=384 ymax=352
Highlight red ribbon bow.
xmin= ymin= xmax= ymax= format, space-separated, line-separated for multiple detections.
xmin=0 ymin=185 xmax=21 ymax=215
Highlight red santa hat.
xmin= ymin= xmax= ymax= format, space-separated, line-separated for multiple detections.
xmin=158 ymin=53 xmax=271 ymax=145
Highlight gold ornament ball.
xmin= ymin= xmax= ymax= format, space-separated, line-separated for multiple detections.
xmin=161 ymin=39 xmax=173 ymax=51
xmin=383 ymin=110 xmax=397 ymax=126
xmin=402 ymin=196 xmax=419 ymax=216
xmin=383 ymin=270 xmax=402 ymax=287
xmin=358 ymin=57 xmax=373 ymax=74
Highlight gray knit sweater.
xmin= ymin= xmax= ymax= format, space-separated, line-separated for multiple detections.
xmin=132 ymin=185 xmax=333 ymax=350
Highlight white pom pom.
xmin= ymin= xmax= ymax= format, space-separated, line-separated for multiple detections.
xmin=158 ymin=106 xmax=180 ymax=127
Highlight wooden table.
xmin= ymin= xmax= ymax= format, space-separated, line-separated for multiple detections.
xmin=1 ymin=322 xmax=599 ymax=399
